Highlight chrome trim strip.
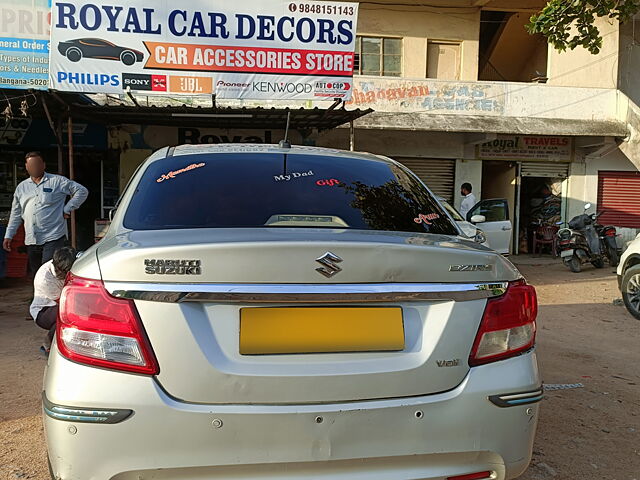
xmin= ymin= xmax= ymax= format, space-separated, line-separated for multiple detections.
xmin=105 ymin=282 xmax=509 ymax=303
xmin=42 ymin=392 xmax=133 ymax=424
xmin=499 ymin=389 xmax=544 ymax=401
xmin=488 ymin=386 xmax=544 ymax=408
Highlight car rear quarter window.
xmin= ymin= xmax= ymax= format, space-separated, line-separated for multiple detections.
xmin=123 ymin=152 xmax=458 ymax=235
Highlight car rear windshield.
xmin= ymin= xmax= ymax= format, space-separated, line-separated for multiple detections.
xmin=123 ymin=152 xmax=458 ymax=235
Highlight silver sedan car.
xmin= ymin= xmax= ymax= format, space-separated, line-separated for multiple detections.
xmin=44 ymin=144 xmax=540 ymax=480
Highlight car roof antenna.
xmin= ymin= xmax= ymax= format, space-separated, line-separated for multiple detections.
xmin=278 ymin=111 xmax=291 ymax=149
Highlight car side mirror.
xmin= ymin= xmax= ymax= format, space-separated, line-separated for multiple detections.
xmin=108 ymin=208 xmax=116 ymax=222
xmin=470 ymin=214 xmax=486 ymax=224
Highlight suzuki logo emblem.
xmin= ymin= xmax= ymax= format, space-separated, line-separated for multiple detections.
xmin=315 ymin=252 xmax=343 ymax=278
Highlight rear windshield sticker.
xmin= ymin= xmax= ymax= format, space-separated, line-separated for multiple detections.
xmin=157 ymin=163 xmax=206 ymax=183
xmin=273 ymin=170 xmax=314 ymax=182
xmin=414 ymin=213 xmax=440 ymax=224
xmin=316 ymin=179 xmax=341 ymax=186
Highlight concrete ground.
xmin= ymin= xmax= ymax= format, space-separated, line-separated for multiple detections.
xmin=0 ymin=257 xmax=638 ymax=479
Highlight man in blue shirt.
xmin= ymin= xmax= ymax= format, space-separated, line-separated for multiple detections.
xmin=2 ymin=151 xmax=88 ymax=274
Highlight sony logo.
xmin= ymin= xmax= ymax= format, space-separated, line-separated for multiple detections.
xmin=145 ymin=259 xmax=201 ymax=275
xmin=449 ymin=264 xmax=493 ymax=272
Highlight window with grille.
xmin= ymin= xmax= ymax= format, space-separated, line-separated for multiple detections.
xmin=354 ymin=36 xmax=402 ymax=77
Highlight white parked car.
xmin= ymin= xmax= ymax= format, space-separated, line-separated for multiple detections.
xmin=44 ymin=145 xmax=540 ymax=480
xmin=466 ymin=199 xmax=513 ymax=255
xmin=617 ymin=232 xmax=640 ymax=319
xmin=437 ymin=197 xmax=489 ymax=248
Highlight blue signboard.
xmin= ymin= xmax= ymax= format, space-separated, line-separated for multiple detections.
xmin=0 ymin=0 xmax=50 ymax=90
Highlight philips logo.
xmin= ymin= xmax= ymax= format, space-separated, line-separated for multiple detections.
xmin=57 ymin=71 xmax=119 ymax=87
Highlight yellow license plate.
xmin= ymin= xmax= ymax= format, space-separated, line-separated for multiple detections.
xmin=240 ymin=307 xmax=405 ymax=355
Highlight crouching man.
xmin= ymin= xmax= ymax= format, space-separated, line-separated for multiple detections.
xmin=30 ymin=247 xmax=76 ymax=354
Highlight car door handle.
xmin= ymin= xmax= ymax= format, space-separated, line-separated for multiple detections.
xmin=501 ymin=226 xmax=512 ymax=231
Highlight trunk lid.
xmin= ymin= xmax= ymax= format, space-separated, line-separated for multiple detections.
xmin=98 ymin=228 xmax=519 ymax=404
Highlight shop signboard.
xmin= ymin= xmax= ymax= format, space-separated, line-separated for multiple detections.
xmin=477 ymin=135 xmax=574 ymax=162
xmin=109 ymin=125 xmax=301 ymax=150
xmin=0 ymin=0 xmax=50 ymax=90
xmin=345 ymin=77 xmax=506 ymax=115
xmin=49 ymin=0 xmax=358 ymax=100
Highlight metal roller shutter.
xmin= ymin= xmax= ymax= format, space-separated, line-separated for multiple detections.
xmin=520 ymin=162 xmax=569 ymax=178
xmin=395 ymin=158 xmax=456 ymax=203
xmin=597 ymin=170 xmax=640 ymax=228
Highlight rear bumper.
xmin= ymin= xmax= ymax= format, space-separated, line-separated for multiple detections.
xmin=44 ymin=350 xmax=540 ymax=480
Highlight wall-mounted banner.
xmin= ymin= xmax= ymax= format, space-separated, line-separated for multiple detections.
xmin=49 ymin=0 xmax=359 ymax=99
xmin=346 ymin=77 xmax=506 ymax=115
xmin=0 ymin=0 xmax=50 ymax=90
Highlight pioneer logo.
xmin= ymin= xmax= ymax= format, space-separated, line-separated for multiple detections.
xmin=216 ymin=80 xmax=250 ymax=88
xmin=122 ymin=73 xmax=167 ymax=91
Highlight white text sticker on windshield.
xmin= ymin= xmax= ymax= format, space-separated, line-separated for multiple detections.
xmin=414 ymin=213 xmax=440 ymax=224
xmin=273 ymin=170 xmax=314 ymax=182
xmin=157 ymin=163 xmax=206 ymax=183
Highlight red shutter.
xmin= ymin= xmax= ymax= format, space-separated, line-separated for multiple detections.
xmin=597 ymin=171 xmax=640 ymax=228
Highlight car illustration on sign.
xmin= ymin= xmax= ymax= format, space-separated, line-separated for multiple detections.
xmin=57 ymin=38 xmax=144 ymax=66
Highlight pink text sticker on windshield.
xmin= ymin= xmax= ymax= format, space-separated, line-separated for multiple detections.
xmin=414 ymin=213 xmax=440 ymax=224
xmin=157 ymin=163 xmax=206 ymax=183
xmin=316 ymin=179 xmax=341 ymax=186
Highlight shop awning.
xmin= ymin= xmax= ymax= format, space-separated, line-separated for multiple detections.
xmin=32 ymin=91 xmax=372 ymax=132
xmin=72 ymin=104 xmax=371 ymax=131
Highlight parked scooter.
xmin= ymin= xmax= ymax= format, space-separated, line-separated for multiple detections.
xmin=557 ymin=204 xmax=618 ymax=273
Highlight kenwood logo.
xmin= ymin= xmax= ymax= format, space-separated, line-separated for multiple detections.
xmin=252 ymin=81 xmax=312 ymax=94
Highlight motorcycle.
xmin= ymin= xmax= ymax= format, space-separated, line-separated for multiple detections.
xmin=596 ymin=223 xmax=620 ymax=267
xmin=557 ymin=203 xmax=619 ymax=273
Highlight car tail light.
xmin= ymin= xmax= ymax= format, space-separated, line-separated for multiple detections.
xmin=469 ymin=279 xmax=537 ymax=366
xmin=447 ymin=472 xmax=493 ymax=480
xmin=57 ymin=275 xmax=159 ymax=375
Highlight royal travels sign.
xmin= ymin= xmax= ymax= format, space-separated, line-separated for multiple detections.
xmin=49 ymin=0 xmax=359 ymax=100
xmin=478 ymin=135 xmax=574 ymax=162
